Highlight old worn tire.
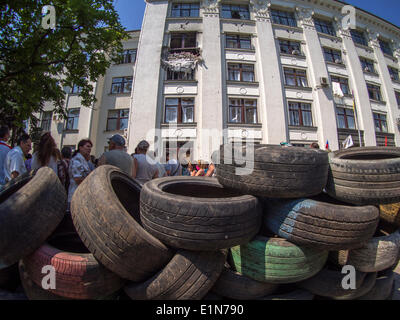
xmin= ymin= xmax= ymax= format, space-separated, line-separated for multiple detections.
xmin=379 ymin=203 xmax=400 ymax=228
xmin=263 ymin=195 xmax=379 ymax=250
xmin=215 ymin=144 xmax=329 ymax=198
xmin=22 ymin=238 xmax=125 ymax=300
xmin=298 ymin=267 xmax=376 ymax=300
xmin=230 ymin=236 xmax=328 ymax=284
xmin=0 ymin=168 xmax=66 ymax=269
xmin=329 ymin=228 xmax=400 ymax=273
xmin=211 ymin=264 xmax=279 ymax=300
xmin=261 ymin=289 xmax=314 ymax=300
xmin=140 ymin=176 xmax=262 ymax=251
xmin=124 ymin=250 xmax=226 ymax=300
xmin=71 ymin=165 xmax=173 ymax=281
xmin=326 ymin=147 xmax=400 ymax=205
xmin=357 ymin=269 xmax=395 ymax=300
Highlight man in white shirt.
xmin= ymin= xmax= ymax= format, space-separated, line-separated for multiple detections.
xmin=4 ymin=133 xmax=32 ymax=182
xmin=0 ymin=126 xmax=11 ymax=185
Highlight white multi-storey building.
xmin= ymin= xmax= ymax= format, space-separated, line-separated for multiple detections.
xmin=38 ymin=1 xmax=400 ymax=160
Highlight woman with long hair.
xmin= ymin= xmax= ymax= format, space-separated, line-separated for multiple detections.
xmin=67 ymin=139 xmax=93 ymax=210
xmin=31 ymin=132 xmax=60 ymax=174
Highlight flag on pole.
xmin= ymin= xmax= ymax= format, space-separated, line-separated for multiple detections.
xmin=342 ymin=135 xmax=354 ymax=149
xmin=325 ymin=140 xmax=329 ymax=150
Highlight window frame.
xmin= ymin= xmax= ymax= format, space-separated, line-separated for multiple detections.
xmin=71 ymin=83 xmax=82 ymax=94
xmin=225 ymin=34 xmax=252 ymax=49
xmin=323 ymin=47 xmax=343 ymax=64
xmin=360 ymin=57 xmax=376 ymax=73
xmin=314 ymin=18 xmax=336 ymax=36
xmin=111 ymin=76 xmax=133 ymax=94
xmin=170 ymin=32 xmax=197 ymax=51
xmin=106 ymin=109 xmax=129 ymax=132
xmin=367 ymin=83 xmax=382 ymax=101
xmin=288 ymin=102 xmax=313 ymax=127
xmin=164 ymin=97 xmax=195 ymax=124
xmin=166 ymin=69 xmax=195 ymax=81
xmin=221 ymin=4 xmax=250 ymax=20
xmin=40 ymin=111 xmax=53 ymax=132
xmin=373 ymin=112 xmax=388 ymax=133
xmin=270 ymin=9 xmax=297 ymax=27
xmin=379 ymin=39 xmax=393 ymax=56
xmin=278 ymin=39 xmax=302 ymax=55
xmin=170 ymin=3 xmax=200 ymax=17
xmin=350 ymin=29 xmax=368 ymax=46
xmin=284 ymin=68 xmax=309 ymax=88
xmin=331 ymin=76 xmax=350 ymax=96
xmin=65 ymin=108 xmax=80 ymax=131
xmin=336 ymin=107 xmax=356 ymax=129
xmin=395 ymin=91 xmax=400 ymax=106
xmin=388 ymin=66 xmax=399 ymax=81
xmin=118 ymin=49 xmax=137 ymax=64
xmin=227 ymin=63 xmax=255 ymax=82
xmin=228 ymin=98 xmax=258 ymax=124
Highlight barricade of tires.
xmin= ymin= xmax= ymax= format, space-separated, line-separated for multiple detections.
xmin=0 ymin=145 xmax=399 ymax=300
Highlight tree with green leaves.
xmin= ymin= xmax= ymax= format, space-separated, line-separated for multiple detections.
xmin=0 ymin=0 xmax=129 ymax=143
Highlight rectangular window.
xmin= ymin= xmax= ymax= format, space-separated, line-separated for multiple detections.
xmin=336 ymin=107 xmax=355 ymax=129
xmin=284 ymin=68 xmax=308 ymax=87
xmin=360 ymin=57 xmax=375 ymax=73
xmin=379 ymin=39 xmax=393 ymax=56
xmin=350 ymin=29 xmax=368 ymax=46
xmin=331 ymin=76 xmax=350 ymax=95
xmin=271 ymin=9 xmax=297 ymax=27
xmin=165 ymin=98 xmax=194 ymax=124
xmin=167 ymin=69 xmax=195 ymax=81
xmin=71 ymin=83 xmax=82 ymax=94
xmin=228 ymin=98 xmax=257 ymax=124
xmin=395 ymin=91 xmax=400 ymax=106
xmin=66 ymin=108 xmax=80 ymax=131
xmin=118 ymin=49 xmax=137 ymax=64
xmin=106 ymin=109 xmax=129 ymax=131
xmin=373 ymin=113 xmax=388 ymax=133
xmin=314 ymin=18 xmax=336 ymax=36
xmin=388 ymin=67 xmax=399 ymax=81
xmin=226 ymin=34 xmax=252 ymax=49
xmin=323 ymin=47 xmax=343 ymax=64
xmin=221 ymin=4 xmax=250 ymax=20
xmin=171 ymin=3 xmax=199 ymax=17
xmin=288 ymin=102 xmax=313 ymax=127
xmin=111 ymin=76 xmax=133 ymax=94
xmin=41 ymin=111 xmax=52 ymax=132
xmin=367 ymin=83 xmax=382 ymax=101
xmin=278 ymin=39 xmax=301 ymax=55
xmin=170 ymin=33 xmax=197 ymax=50
xmin=228 ymin=63 xmax=255 ymax=82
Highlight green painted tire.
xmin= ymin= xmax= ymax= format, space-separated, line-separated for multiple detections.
xmin=230 ymin=236 xmax=328 ymax=284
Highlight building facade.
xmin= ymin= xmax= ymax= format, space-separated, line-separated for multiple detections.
xmin=128 ymin=0 xmax=400 ymax=161
xmin=35 ymin=30 xmax=140 ymax=157
xmin=36 ymin=1 xmax=400 ymax=161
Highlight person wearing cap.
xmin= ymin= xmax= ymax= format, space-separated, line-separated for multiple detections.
xmin=98 ymin=134 xmax=136 ymax=177
xmin=132 ymin=140 xmax=158 ymax=184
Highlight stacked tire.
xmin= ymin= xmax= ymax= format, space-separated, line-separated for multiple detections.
xmin=1 ymin=144 xmax=400 ymax=301
xmin=211 ymin=144 xmax=400 ymax=300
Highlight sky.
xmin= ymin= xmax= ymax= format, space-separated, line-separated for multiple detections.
xmin=113 ymin=0 xmax=400 ymax=31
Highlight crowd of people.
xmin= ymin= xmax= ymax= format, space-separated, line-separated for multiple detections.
xmin=0 ymin=126 xmax=216 ymax=212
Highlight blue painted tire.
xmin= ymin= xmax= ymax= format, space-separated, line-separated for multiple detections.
xmin=263 ymin=194 xmax=379 ymax=250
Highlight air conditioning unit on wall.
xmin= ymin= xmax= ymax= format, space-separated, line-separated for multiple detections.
xmin=320 ymin=77 xmax=329 ymax=87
